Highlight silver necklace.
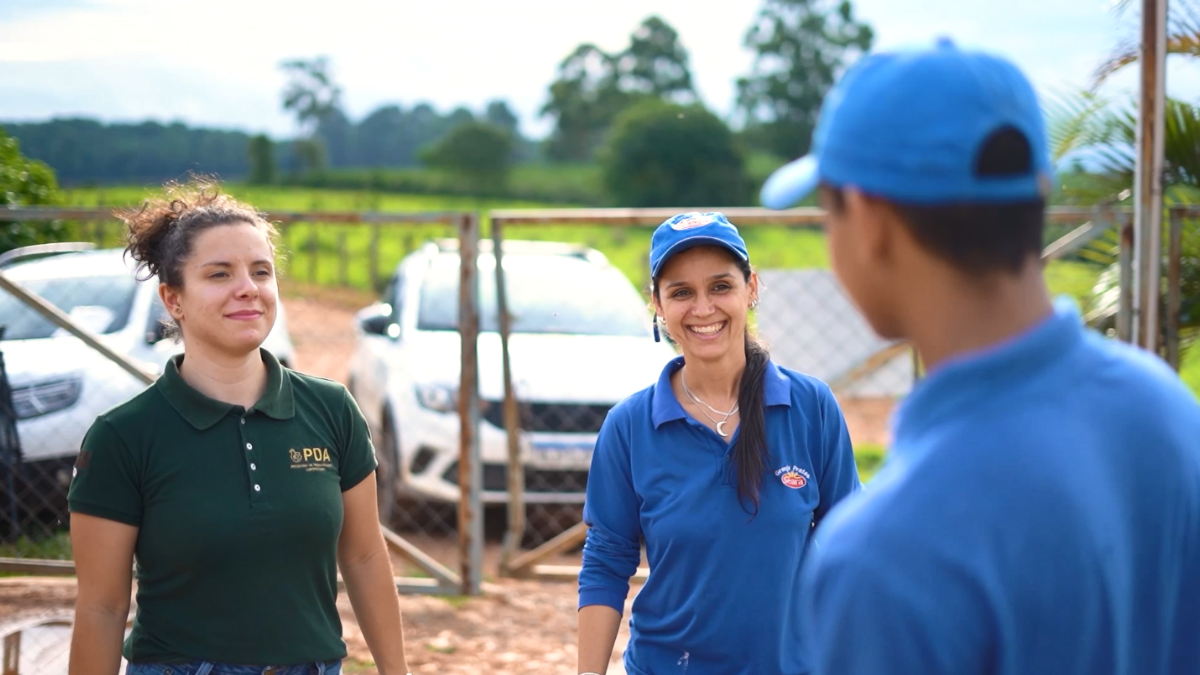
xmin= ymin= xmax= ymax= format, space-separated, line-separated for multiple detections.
xmin=681 ymin=371 xmax=738 ymax=437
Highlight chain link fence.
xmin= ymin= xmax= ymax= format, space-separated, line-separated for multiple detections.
xmin=0 ymin=206 xmax=484 ymax=674
xmin=481 ymin=205 xmax=1195 ymax=581
xmin=1 ymin=202 xmax=1193 ymax=673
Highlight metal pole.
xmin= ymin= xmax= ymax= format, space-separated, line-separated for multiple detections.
xmin=456 ymin=213 xmax=483 ymax=596
xmin=1166 ymin=208 xmax=1183 ymax=370
xmin=1118 ymin=219 xmax=1136 ymax=343
xmin=492 ymin=218 xmax=527 ymax=576
xmin=1133 ymin=0 xmax=1167 ymax=352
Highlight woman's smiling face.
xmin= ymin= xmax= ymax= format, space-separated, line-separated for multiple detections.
xmin=653 ymin=245 xmax=758 ymax=361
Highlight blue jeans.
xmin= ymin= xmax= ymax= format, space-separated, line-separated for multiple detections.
xmin=125 ymin=660 xmax=341 ymax=675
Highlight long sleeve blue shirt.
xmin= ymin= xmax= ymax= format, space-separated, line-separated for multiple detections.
xmin=799 ymin=299 xmax=1200 ymax=675
xmin=579 ymin=356 xmax=861 ymax=675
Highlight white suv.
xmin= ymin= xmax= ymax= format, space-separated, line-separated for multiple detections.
xmin=347 ymin=239 xmax=676 ymax=520
xmin=0 ymin=244 xmax=295 ymax=494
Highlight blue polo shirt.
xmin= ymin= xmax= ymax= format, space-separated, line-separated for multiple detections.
xmin=799 ymin=299 xmax=1200 ymax=675
xmin=579 ymin=356 xmax=861 ymax=675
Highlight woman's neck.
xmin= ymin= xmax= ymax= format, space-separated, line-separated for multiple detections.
xmin=177 ymin=343 xmax=268 ymax=410
xmin=681 ymin=347 xmax=746 ymax=409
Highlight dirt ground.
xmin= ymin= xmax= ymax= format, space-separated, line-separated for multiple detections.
xmin=0 ymin=550 xmax=632 ymax=675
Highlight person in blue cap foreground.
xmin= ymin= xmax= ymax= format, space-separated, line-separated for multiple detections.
xmin=575 ymin=212 xmax=862 ymax=675
xmin=761 ymin=38 xmax=1200 ymax=675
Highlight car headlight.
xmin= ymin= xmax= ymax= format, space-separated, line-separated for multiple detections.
xmin=415 ymin=383 xmax=457 ymax=413
xmin=12 ymin=377 xmax=83 ymax=420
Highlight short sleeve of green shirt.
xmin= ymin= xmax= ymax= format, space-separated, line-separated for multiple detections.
xmin=67 ymin=418 xmax=143 ymax=527
xmin=338 ymin=388 xmax=377 ymax=492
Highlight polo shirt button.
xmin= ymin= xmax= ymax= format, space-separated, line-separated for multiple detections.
xmin=246 ymin=443 xmax=253 ymax=450
xmin=254 ymin=484 xmax=261 ymax=492
xmin=250 ymin=463 xmax=257 ymax=470
xmin=240 ymin=418 xmax=245 ymax=425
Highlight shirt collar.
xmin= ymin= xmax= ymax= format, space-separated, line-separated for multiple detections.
xmin=157 ymin=348 xmax=296 ymax=430
xmin=891 ymin=297 xmax=1085 ymax=453
xmin=651 ymin=354 xmax=792 ymax=429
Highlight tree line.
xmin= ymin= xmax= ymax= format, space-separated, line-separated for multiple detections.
xmin=1 ymin=0 xmax=874 ymax=204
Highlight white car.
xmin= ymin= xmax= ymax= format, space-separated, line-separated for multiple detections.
xmin=347 ymin=238 xmax=677 ymax=520
xmin=0 ymin=243 xmax=295 ymax=494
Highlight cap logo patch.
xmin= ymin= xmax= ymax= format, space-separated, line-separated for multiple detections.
xmin=670 ymin=215 xmax=713 ymax=231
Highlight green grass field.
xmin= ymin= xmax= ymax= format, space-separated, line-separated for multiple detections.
xmin=61 ymin=185 xmax=1103 ymax=307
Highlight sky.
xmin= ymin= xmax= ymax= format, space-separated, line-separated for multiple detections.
xmin=2 ymin=0 xmax=1199 ymax=140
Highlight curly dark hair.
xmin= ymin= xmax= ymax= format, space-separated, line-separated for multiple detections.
xmin=117 ymin=175 xmax=278 ymax=288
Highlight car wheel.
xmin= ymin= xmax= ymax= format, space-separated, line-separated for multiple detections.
xmin=376 ymin=411 xmax=400 ymax=527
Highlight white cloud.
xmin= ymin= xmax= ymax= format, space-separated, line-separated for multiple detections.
xmin=0 ymin=0 xmax=1196 ymax=139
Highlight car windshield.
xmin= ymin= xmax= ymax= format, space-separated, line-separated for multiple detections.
xmin=0 ymin=273 xmax=138 ymax=340
xmin=417 ymin=252 xmax=651 ymax=337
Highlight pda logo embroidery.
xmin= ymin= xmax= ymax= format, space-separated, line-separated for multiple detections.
xmin=290 ymin=447 xmax=333 ymax=472
xmin=775 ymin=464 xmax=810 ymax=489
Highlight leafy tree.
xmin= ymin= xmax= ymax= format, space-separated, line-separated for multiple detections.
xmin=736 ymin=0 xmax=873 ymax=160
xmin=0 ymin=127 xmax=69 ymax=254
xmin=280 ymin=56 xmax=343 ymax=134
xmin=1044 ymin=0 xmax=1200 ymax=361
xmin=541 ymin=16 xmax=698 ymax=162
xmin=485 ymin=100 xmax=520 ymax=135
xmin=617 ymin=16 xmax=696 ymax=101
xmin=280 ymin=56 xmax=343 ymax=173
xmin=247 ymin=134 xmax=276 ymax=185
xmin=419 ymin=121 xmax=514 ymax=193
xmin=599 ymin=100 xmax=748 ymax=207
xmin=1092 ymin=0 xmax=1200 ymax=87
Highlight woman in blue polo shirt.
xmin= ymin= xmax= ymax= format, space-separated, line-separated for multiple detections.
xmin=576 ymin=212 xmax=862 ymax=675
xmin=66 ymin=177 xmax=410 ymax=675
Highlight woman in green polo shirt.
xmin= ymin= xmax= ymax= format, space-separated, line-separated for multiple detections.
xmin=66 ymin=178 xmax=411 ymax=675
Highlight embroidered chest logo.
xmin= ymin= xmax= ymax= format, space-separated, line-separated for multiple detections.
xmin=775 ymin=464 xmax=810 ymax=489
xmin=290 ymin=447 xmax=333 ymax=472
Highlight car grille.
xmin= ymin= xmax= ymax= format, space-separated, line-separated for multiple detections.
xmin=481 ymin=401 xmax=611 ymax=434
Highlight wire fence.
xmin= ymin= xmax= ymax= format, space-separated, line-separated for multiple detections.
xmin=482 ymin=205 xmax=1197 ymax=579
xmin=0 ymin=203 xmax=1195 ymax=673
xmin=0 ymin=207 xmax=482 ymax=674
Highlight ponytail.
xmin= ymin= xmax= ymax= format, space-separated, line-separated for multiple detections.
xmin=731 ymin=331 xmax=771 ymax=516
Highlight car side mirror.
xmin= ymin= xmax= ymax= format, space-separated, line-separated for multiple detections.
xmin=356 ymin=304 xmax=397 ymax=339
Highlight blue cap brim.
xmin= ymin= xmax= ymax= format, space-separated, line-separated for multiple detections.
xmin=760 ymin=155 xmax=820 ymax=210
xmin=650 ymin=235 xmax=748 ymax=278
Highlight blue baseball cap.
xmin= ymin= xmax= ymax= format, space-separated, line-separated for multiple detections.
xmin=760 ymin=37 xmax=1055 ymax=209
xmin=649 ymin=212 xmax=749 ymax=279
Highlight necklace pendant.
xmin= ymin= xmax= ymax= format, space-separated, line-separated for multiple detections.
xmin=716 ymin=420 xmax=728 ymax=437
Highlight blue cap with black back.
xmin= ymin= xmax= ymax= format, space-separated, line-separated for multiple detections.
xmin=759 ymin=36 xmax=1055 ymax=210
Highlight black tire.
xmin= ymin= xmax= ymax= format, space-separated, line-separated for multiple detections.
xmin=375 ymin=411 xmax=400 ymax=527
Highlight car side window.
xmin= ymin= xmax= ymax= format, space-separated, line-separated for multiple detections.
xmin=388 ymin=272 xmax=406 ymax=325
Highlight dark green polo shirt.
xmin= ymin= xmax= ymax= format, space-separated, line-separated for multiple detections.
xmin=67 ymin=348 xmax=377 ymax=665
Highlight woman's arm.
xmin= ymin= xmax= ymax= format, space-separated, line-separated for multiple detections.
xmin=577 ymin=604 xmax=623 ymax=674
xmin=576 ymin=410 xmax=642 ymax=674
xmin=69 ymin=513 xmax=138 ymax=675
xmin=338 ymin=473 xmax=409 ymax=675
